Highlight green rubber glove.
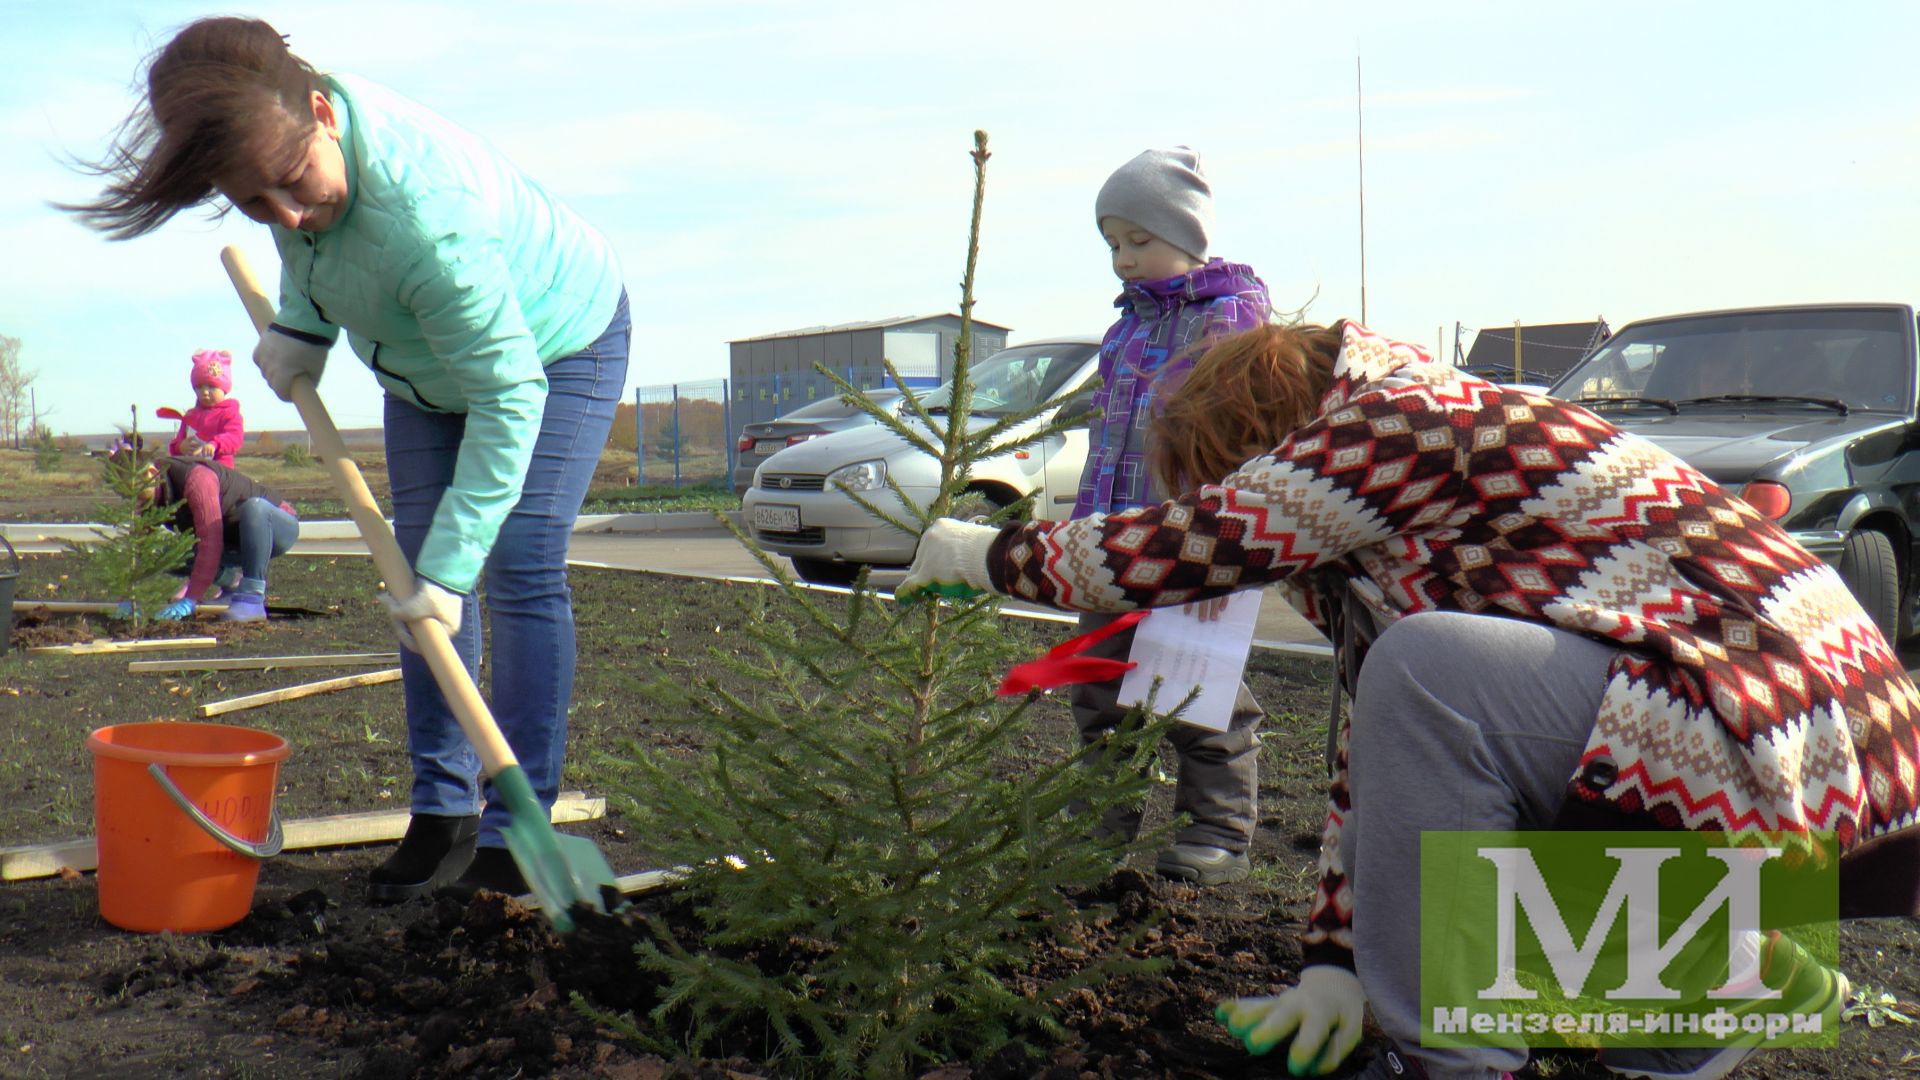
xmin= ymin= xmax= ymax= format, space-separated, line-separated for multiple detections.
xmin=155 ymin=598 xmax=198 ymax=622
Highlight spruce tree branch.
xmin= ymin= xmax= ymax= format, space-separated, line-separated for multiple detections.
xmin=835 ymin=473 xmax=925 ymax=539
xmin=963 ymin=395 xmax=1101 ymax=461
xmin=818 ymin=359 xmax=945 ymax=460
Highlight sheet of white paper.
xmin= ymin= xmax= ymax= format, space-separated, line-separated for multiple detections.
xmin=1116 ymin=591 xmax=1264 ymax=731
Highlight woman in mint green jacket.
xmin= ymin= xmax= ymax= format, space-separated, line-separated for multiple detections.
xmin=71 ymin=16 xmax=630 ymax=903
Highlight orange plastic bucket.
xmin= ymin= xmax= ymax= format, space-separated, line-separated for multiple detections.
xmin=86 ymin=722 xmax=290 ymax=932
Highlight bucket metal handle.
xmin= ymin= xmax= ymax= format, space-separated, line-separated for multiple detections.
xmin=145 ymin=762 xmax=284 ymax=859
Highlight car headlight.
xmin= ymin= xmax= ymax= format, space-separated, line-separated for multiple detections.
xmin=827 ymin=458 xmax=888 ymax=492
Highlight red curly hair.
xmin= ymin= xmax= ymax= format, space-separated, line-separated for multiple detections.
xmin=1149 ymin=322 xmax=1344 ymax=492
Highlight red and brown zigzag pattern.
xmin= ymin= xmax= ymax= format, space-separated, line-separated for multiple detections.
xmin=990 ymin=323 xmax=1920 ymax=967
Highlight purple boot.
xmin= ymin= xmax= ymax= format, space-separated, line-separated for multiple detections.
xmin=220 ymin=581 xmax=268 ymax=622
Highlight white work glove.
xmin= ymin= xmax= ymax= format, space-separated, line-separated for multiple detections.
xmin=895 ymin=518 xmax=1000 ymax=604
xmin=252 ymin=326 xmax=329 ymax=402
xmin=378 ymin=576 xmax=463 ymax=652
xmin=1215 ymin=965 xmax=1366 ymax=1075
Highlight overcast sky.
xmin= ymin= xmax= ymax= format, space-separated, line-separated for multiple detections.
xmin=4 ymin=0 xmax=1918 ymax=435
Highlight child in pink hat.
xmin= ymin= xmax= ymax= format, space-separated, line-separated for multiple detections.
xmin=168 ymin=349 xmax=246 ymax=467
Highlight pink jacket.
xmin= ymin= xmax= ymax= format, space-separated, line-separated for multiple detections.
xmin=169 ymin=397 xmax=246 ymax=467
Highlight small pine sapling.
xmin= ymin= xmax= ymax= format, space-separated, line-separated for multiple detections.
xmin=595 ymin=132 xmax=1175 ymax=1079
xmin=66 ymin=412 xmax=197 ymax=624
xmin=31 ymin=426 xmax=62 ymax=473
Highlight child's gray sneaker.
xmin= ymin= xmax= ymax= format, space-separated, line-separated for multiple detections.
xmin=1600 ymin=931 xmax=1848 ymax=1080
xmin=1154 ymin=843 xmax=1249 ymax=885
xmin=1353 ymin=1038 xmax=1517 ymax=1079
xmin=1601 ymin=1046 xmax=1756 ymax=1080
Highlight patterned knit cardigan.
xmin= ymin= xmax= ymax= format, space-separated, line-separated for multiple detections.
xmin=987 ymin=322 xmax=1920 ymax=969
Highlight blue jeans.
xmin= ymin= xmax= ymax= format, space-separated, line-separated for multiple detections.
xmin=385 ymin=295 xmax=630 ymax=846
xmin=230 ymin=498 xmax=299 ymax=589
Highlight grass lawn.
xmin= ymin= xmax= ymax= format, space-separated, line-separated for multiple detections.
xmin=0 ymin=446 xmax=738 ymax=522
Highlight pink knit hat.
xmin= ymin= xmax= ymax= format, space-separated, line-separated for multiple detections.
xmin=191 ymin=349 xmax=233 ymax=393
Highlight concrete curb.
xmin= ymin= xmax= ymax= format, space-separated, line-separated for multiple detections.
xmin=5 ymin=515 xmax=1338 ymax=659
xmin=1 ymin=520 xmax=375 ymax=543
xmin=1 ymin=510 xmax=740 ymax=545
xmin=561 ymin=562 xmax=1337 ymax=659
xmin=576 ymin=510 xmax=742 ymax=534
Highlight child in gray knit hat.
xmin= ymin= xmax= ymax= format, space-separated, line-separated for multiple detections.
xmin=1095 ymin=145 xmax=1215 ymax=269
xmin=1071 ymin=146 xmax=1276 ymax=887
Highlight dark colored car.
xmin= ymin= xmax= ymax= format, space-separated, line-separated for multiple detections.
xmin=730 ymin=390 xmax=906 ymax=495
xmin=1549 ymin=303 xmax=1919 ymax=641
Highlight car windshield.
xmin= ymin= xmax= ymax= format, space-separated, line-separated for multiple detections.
xmin=1552 ymin=308 xmax=1913 ymax=413
xmin=913 ymin=343 xmax=1098 ymax=418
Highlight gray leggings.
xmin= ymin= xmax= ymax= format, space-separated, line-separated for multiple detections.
xmin=1348 ymin=611 xmax=1618 ymax=1079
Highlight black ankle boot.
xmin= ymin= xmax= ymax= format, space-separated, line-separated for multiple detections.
xmin=435 ymin=846 xmax=528 ymax=902
xmin=368 ymin=813 xmax=479 ymax=903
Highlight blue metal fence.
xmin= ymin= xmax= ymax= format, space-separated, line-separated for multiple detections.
xmin=634 ymin=378 xmax=730 ymax=487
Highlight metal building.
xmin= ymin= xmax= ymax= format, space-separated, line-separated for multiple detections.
xmin=1461 ymin=319 xmax=1610 ymax=386
xmin=728 ymin=313 xmax=1012 ymax=430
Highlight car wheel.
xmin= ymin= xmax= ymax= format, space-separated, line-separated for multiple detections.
xmin=790 ymin=557 xmax=864 ymax=586
xmin=1837 ymin=528 xmax=1900 ymax=643
xmin=948 ymin=489 xmax=1027 ymax=525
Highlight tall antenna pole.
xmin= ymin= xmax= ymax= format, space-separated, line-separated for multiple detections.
xmin=1356 ymin=55 xmax=1368 ymax=326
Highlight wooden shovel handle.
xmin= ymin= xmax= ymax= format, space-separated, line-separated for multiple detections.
xmin=219 ymin=245 xmax=518 ymax=776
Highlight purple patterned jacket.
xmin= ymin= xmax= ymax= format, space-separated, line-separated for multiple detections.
xmin=1071 ymin=259 xmax=1273 ymax=518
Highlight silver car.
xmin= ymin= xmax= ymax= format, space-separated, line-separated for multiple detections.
xmin=730 ymin=390 xmax=906 ymax=495
xmin=741 ymin=338 xmax=1101 ymax=584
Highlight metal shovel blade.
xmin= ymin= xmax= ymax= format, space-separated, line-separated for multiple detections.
xmin=493 ymin=766 xmax=622 ymax=932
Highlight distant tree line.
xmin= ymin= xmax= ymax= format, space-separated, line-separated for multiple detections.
xmin=0 ymin=333 xmax=47 ymax=449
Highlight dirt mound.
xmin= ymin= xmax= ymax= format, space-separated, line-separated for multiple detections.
xmin=7 ymin=608 xmax=287 ymax=650
xmin=71 ymin=868 xmax=1312 ymax=1080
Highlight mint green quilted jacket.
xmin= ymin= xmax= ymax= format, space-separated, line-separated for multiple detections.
xmin=270 ymin=74 xmax=621 ymax=591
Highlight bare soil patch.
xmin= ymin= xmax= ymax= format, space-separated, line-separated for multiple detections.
xmin=1 ymin=555 xmax=1914 ymax=1078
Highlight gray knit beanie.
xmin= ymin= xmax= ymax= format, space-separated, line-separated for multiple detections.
xmin=1094 ymin=146 xmax=1213 ymax=261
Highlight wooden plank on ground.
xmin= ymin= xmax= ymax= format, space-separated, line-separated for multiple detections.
xmin=1 ymin=792 xmax=605 ymax=881
xmin=28 ymin=637 xmax=219 ymax=656
xmin=511 ymin=867 xmax=681 ymax=909
xmin=15 ymin=600 xmax=333 ymax=619
xmin=130 ymin=651 xmax=399 ymax=674
xmin=197 ymin=668 xmax=402 ymax=718
xmin=12 ymin=601 xmax=122 ymax=615
xmin=280 ymin=791 xmax=605 ymax=849
xmin=613 ymin=869 xmax=681 ymax=896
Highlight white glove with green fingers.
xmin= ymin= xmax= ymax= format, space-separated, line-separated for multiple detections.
xmin=253 ymin=325 xmax=329 ymax=402
xmin=895 ymin=518 xmax=1000 ymax=604
xmin=1215 ymin=965 xmax=1366 ymax=1075
xmin=379 ymin=576 xmax=464 ymax=652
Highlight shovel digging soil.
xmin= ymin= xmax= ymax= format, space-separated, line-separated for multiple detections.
xmin=220 ymin=245 xmax=621 ymax=931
